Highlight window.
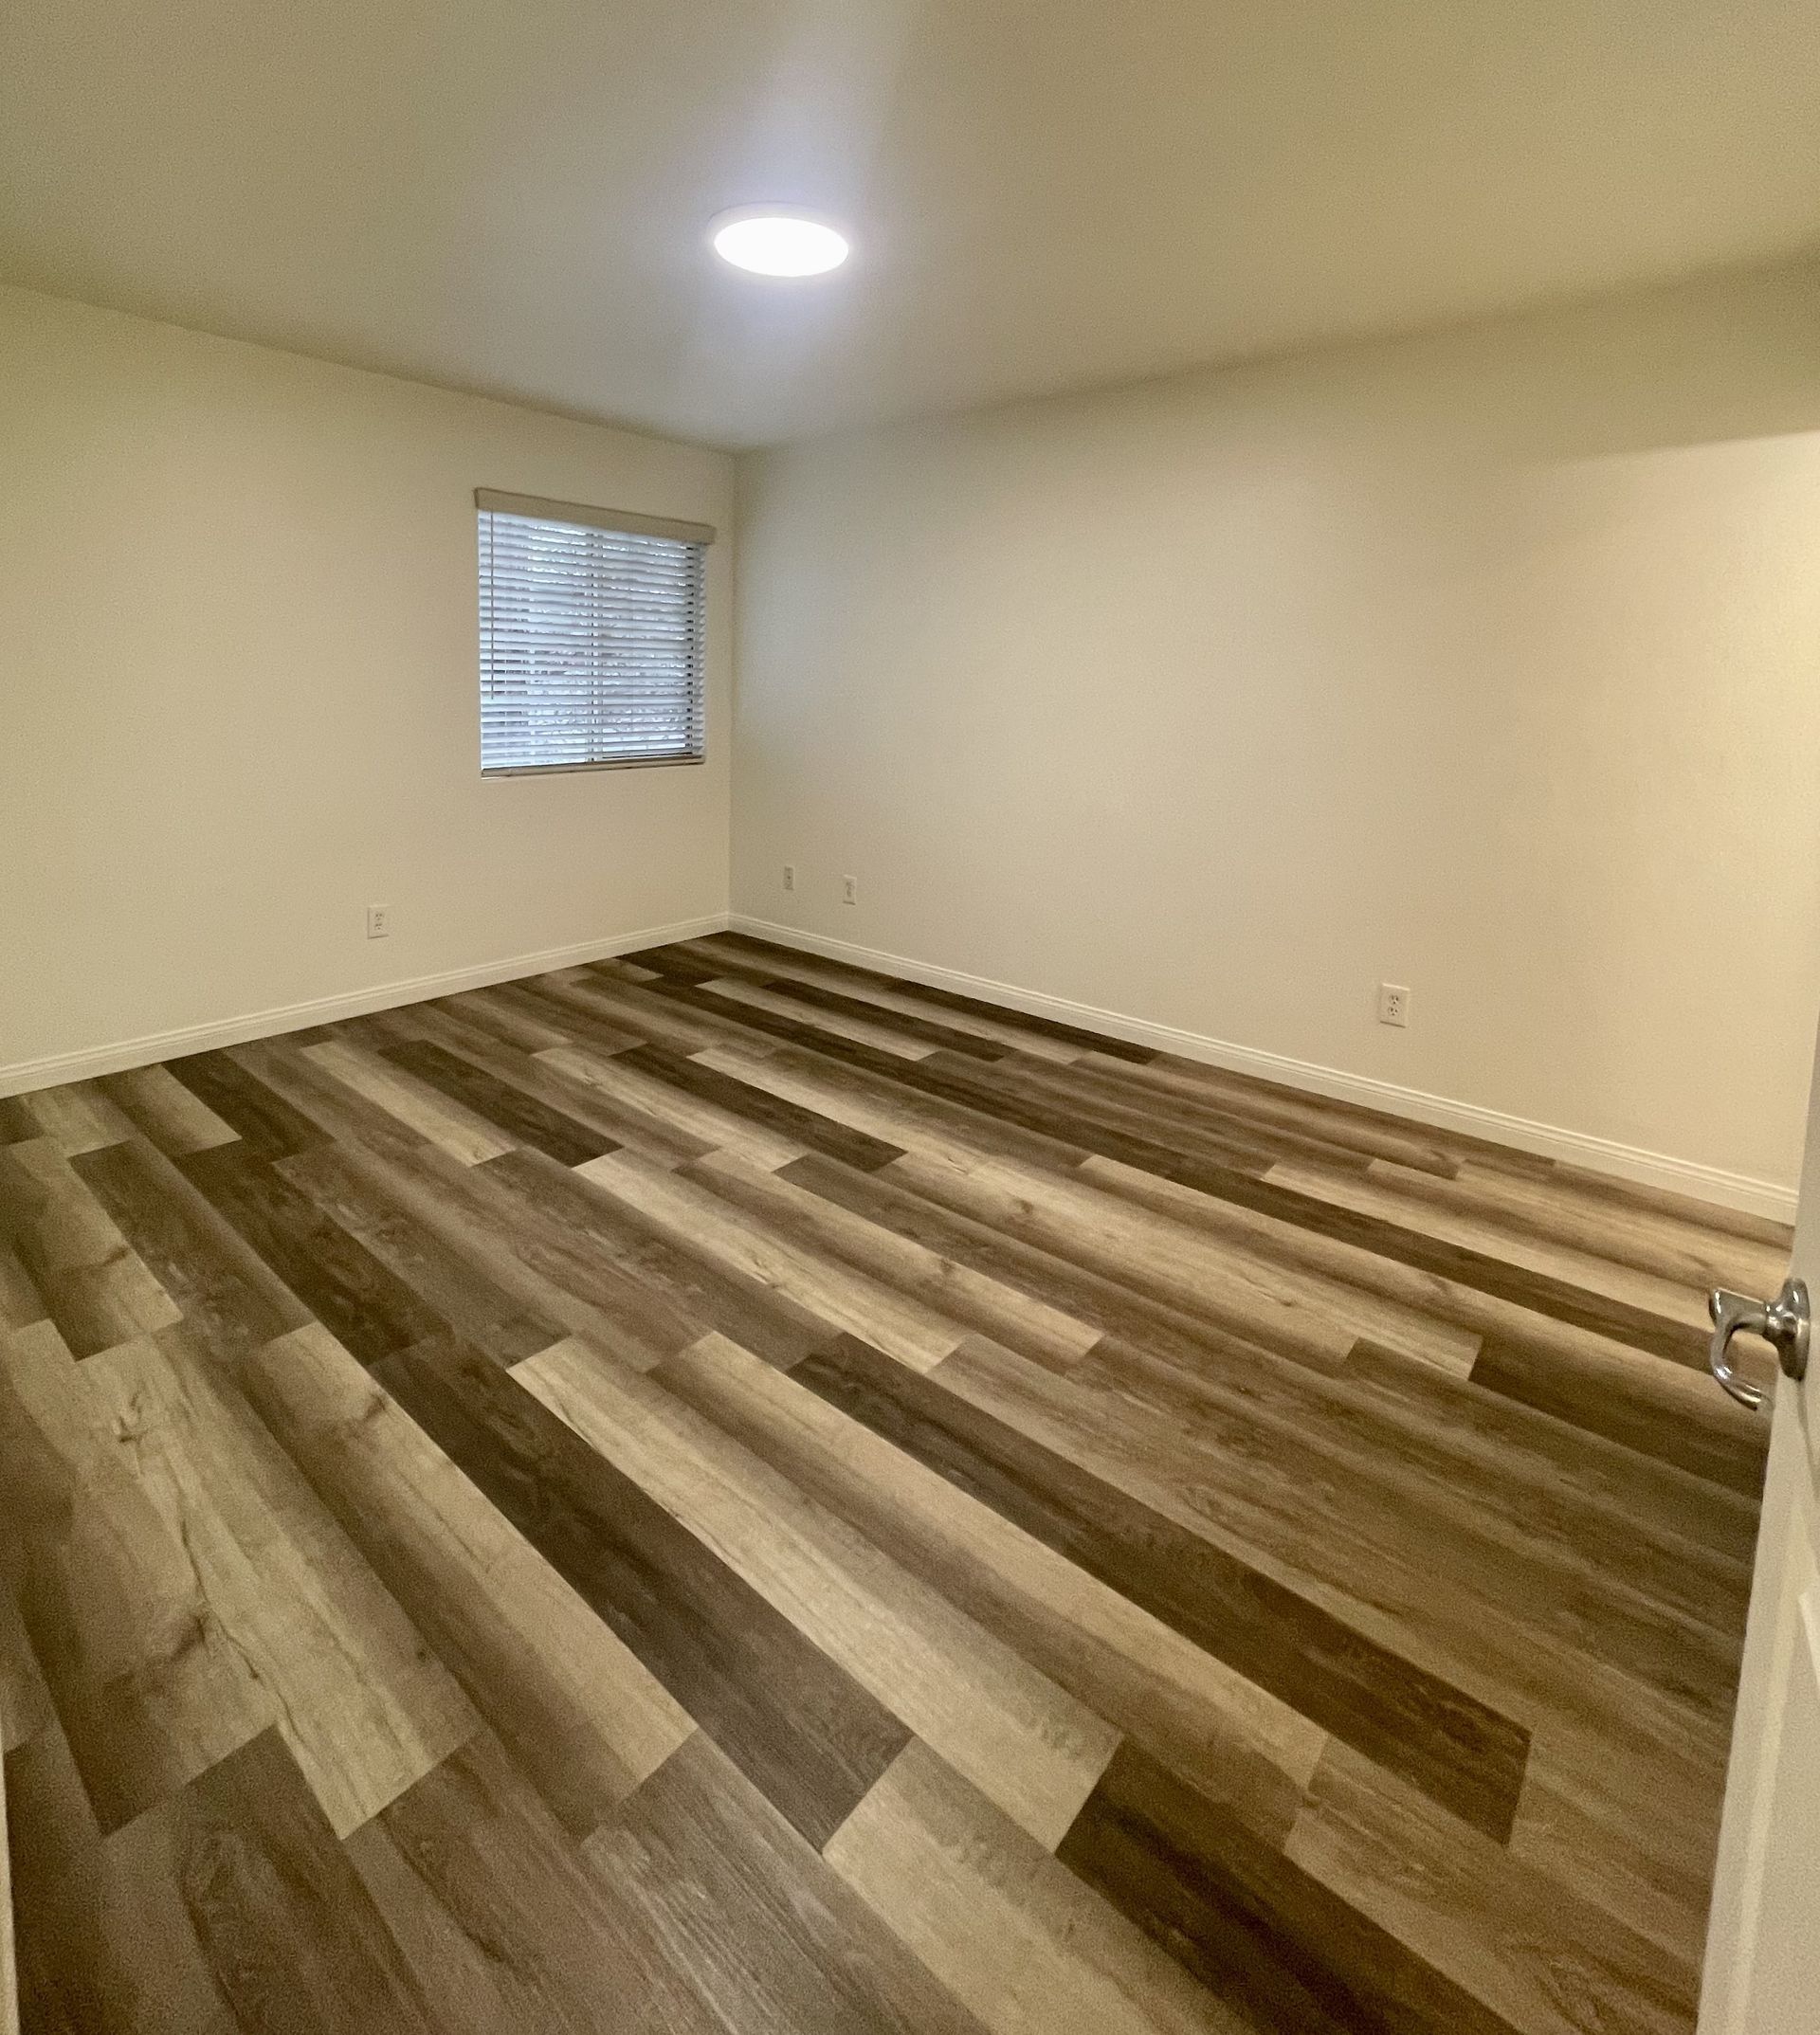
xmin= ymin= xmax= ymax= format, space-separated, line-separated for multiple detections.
xmin=476 ymin=488 xmax=713 ymax=775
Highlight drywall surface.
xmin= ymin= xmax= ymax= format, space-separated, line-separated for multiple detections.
xmin=1 ymin=285 xmax=733 ymax=1079
xmin=733 ymin=266 xmax=1820 ymax=1195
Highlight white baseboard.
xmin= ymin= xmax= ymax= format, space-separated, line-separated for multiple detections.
xmin=0 ymin=912 xmax=731 ymax=1099
xmin=730 ymin=914 xmax=1797 ymax=1225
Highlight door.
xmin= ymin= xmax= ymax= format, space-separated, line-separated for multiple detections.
xmin=1697 ymin=1024 xmax=1820 ymax=2032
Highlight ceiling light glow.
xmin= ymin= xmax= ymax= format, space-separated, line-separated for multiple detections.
xmin=710 ymin=208 xmax=850 ymax=277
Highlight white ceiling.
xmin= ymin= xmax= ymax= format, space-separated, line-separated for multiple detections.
xmin=4 ymin=0 xmax=1819 ymax=449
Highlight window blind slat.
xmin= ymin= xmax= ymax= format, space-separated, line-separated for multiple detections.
xmin=478 ymin=504 xmax=706 ymax=774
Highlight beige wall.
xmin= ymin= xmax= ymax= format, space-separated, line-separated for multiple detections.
xmin=733 ymin=266 xmax=1820 ymax=1203
xmin=0 ymin=286 xmax=733 ymax=1081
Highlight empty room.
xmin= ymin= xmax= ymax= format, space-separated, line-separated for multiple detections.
xmin=5 ymin=3 xmax=1820 ymax=2030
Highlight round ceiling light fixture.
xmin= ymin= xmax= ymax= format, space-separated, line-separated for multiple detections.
xmin=709 ymin=207 xmax=850 ymax=278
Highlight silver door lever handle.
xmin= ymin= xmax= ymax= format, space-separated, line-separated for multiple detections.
xmin=1707 ymin=1277 xmax=1810 ymax=1411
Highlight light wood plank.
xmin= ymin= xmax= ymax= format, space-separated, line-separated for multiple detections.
xmin=579 ymin=1148 xmax=966 ymax=1371
xmin=658 ymin=1333 xmax=1325 ymax=1830
xmin=826 ymin=1739 xmax=1261 ymax=2035
xmin=539 ymin=1044 xmax=809 ymax=1171
xmin=0 ymin=1136 xmax=183 ymax=1356
xmin=302 ymin=1039 xmax=515 ymax=1165
xmin=240 ymin=1321 xmax=693 ymax=1837
xmin=519 ymin=1334 xmax=1118 ymax=1848
xmin=694 ymin=1148 xmax=1103 ymax=1370
xmin=84 ymin=1322 xmax=476 ymax=1834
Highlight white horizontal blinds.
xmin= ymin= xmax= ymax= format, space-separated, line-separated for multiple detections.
xmin=478 ymin=496 xmax=709 ymax=773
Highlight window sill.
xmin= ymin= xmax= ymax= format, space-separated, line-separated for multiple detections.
xmin=481 ymin=754 xmax=706 ymax=779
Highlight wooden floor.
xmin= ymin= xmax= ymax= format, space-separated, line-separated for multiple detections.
xmin=0 ymin=931 xmax=1783 ymax=2034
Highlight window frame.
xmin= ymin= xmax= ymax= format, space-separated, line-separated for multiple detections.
xmin=475 ymin=487 xmax=714 ymax=780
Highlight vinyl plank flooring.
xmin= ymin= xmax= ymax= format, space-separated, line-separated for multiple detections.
xmin=1284 ymin=1741 xmax=1698 ymax=2035
xmin=778 ymin=1149 xmax=1295 ymax=1383
xmin=827 ymin=1738 xmax=1263 ymax=2035
xmin=711 ymin=932 xmax=1158 ymax=1061
xmin=588 ymin=1730 xmax=990 ymax=2035
xmin=1470 ymin=1331 xmax=1768 ymax=1498
xmin=96 ymin=1726 xmax=438 ymax=2034
xmin=884 ymin=1142 xmax=1436 ymax=1374
xmin=942 ymin=1332 xmax=1746 ymax=1740
xmin=656 ymin=1333 xmax=1328 ymax=1843
xmin=0 ymin=1136 xmax=183 ymax=1356
xmin=688 ymin=1147 xmax=1103 ymax=1371
xmin=537 ymin=1041 xmax=811 ymax=1171
xmin=699 ymin=974 xmax=945 ymax=1060
xmin=301 ymin=1039 xmax=518 ymax=1165
xmin=346 ymin=1728 xmax=711 ymax=2035
xmin=1088 ymin=1334 xmax=1754 ymax=1642
xmin=393 ymin=1002 xmax=713 ymax=1167
xmin=1057 ymin=1739 xmax=1521 ymax=2035
xmin=484 ymin=1143 xmax=848 ymax=1371
xmin=82 ymin=1322 xmax=476 ymax=1835
xmin=98 ymin=1063 xmax=241 ymax=1157
xmin=0 ymin=934 xmax=1769 ymax=2035
xmin=371 ymin=1329 xmax=911 ymax=1846
xmin=276 ymin=1140 xmax=567 ymax=1366
xmin=791 ymin=1331 xmax=1530 ymax=1841
xmin=578 ymin=1147 xmax=966 ymax=1371
xmin=518 ymin=1335 xmax=1118 ymax=1848
xmin=178 ymin=1140 xmax=446 ymax=1365
xmin=692 ymin=1037 xmax=1098 ymax=1174
xmin=7 ymin=1699 xmax=224 ymax=2032
xmin=13 ymin=1081 xmax=136 ymax=1158
xmin=241 ymin=1320 xmax=692 ymax=1840
xmin=704 ymin=971 xmax=1014 ymax=1062
xmin=679 ymin=938 xmax=1090 ymax=1063
xmin=163 ymin=1048 xmax=330 ymax=1158
xmin=0 ymin=1317 xmax=275 ymax=1833
xmin=378 ymin=1038 xmax=618 ymax=1166
xmin=617 ymin=1040 xmax=907 ymax=1171
xmin=73 ymin=1133 xmax=311 ymax=1361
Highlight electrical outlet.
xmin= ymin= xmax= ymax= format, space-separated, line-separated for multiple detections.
xmin=841 ymin=875 xmax=858 ymax=906
xmin=782 ymin=863 xmax=795 ymax=893
xmin=367 ymin=903 xmax=392 ymax=940
xmin=1377 ymin=982 xmax=1410 ymax=1027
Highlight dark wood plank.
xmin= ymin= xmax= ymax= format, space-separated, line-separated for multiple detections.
xmin=693 ymin=961 xmax=1015 ymax=1061
xmin=0 ymin=1137 xmax=181 ymax=1357
xmin=277 ymin=1140 xmax=565 ymax=1367
xmin=1058 ymin=1740 xmax=1520 ymax=2034
xmin=719 ymin=1033 xmax=1098 ymax=1174
xmin=781 ymin=1148 xmax=1285 ymax=1378
xmin=378 ymin=1039 xmax=618 ymax=1166
xmin=709 ymin=932 xmax=1159 ymax=1061
xmin=162 ymin=1047 xmax=330 ymax=1158
xmin=0 ymin=1096 xmax=42 ymax=1143
xmin=1470 ymin=1334 xmax=1768 ymax=1499
xmin=482 ymin=1145 xmax=847 ymax=1372
xmin=996 ymin=1051 xmax=1385 ymax=1176
xmin=346 ymin=1728 xmax=715 ymax=2035
xmin=1102 ymin=1155 xmax=1711 ymax=1371
xmin=913 ymin=1045 xmax=1282 ymax=1174
xmin=7 ymin=1703 xmax=158 ymax=2029
xmin=372 ymin=1331 xmax=911 ymax=1845
xmin=177 ymin=1140 xmax=446 ymax=1366
xmin=104 ymin=1725 xmax=436 ymax=2033
xmin=616 ymin=1042 xmax=906 ymax=1172
xmin=72 ymin=1135 xmax=308 ymax=1361
xmin=655 ymin=979 xmax=1271 ymax=1175
xmin=588 ymin=1730 xmax=989 ymax=2035
xmin=618 ymin=945 xmax=729 ymax=986
xmin=792 ymin=1333 xmax=1531 ymax=1842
